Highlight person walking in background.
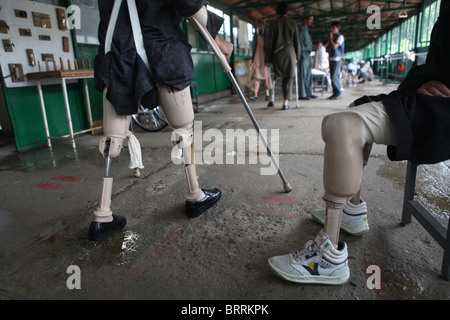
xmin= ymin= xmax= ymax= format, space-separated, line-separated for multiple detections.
xmin=297 ymin=11 xmax=317 ymax=100
xmin=249 ymin=20 xmax=273 ymax=101
xmin=264 ymin=2 xmax=300 ymax=110
xmin=325 ymin=21 xmax=345 ymax=100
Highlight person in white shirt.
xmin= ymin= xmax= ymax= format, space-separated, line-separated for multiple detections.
xmin=314 ymin=41 xmax=329 ymax=71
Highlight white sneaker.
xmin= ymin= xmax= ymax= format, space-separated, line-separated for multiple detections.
xmin=268 ymin=230 xmax=350 ymax=285
xmin=311 ymin=200 xmax=369 ymax=235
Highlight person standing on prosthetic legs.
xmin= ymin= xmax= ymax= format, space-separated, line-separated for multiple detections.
xmin=268 ymin=0 xmax=450 ymax=284
xmin=89 ymin=1 xmax=233 ymax=242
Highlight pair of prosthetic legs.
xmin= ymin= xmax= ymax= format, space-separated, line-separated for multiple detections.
xmin=90 ymin=85 xmax=220 ymax=241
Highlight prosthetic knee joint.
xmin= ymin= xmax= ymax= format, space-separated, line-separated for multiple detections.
xmin=157 ymin=83 xmax=205 ymax=202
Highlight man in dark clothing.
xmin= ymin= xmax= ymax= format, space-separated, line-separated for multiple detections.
xmin=89 ymin=0 xmax=233 ymax=242
xmin=297 ymin=10 xmax=316 ymax=100
xmin=269 ymin=1 xmax=449 ymax=285
xmin=264 ymin=2 xmax=301 ymax=110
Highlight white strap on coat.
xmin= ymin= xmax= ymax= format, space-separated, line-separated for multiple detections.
xmin=126 ymin=0 xmax=151 ymax=71
xmin=104 ymin=0 xmax=122 ymax=54
xmin=104 ymin=0 xmax=150 ymax=72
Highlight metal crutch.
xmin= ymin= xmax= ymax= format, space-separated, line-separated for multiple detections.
xmin=188 ymin=12 xmax=292 ymax=193
xmin=295 ymin=66 xmax=299 ymax=108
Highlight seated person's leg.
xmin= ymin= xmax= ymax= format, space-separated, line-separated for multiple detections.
xmin=268 ymin=101 xmax=396 ymax=285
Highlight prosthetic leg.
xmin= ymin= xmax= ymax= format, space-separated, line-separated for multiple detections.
xmin=268 ymin=101 xmax=396 ymax=285
xmin=321 ymin=112 xmax=366 ymax=246
xmin=88 ymin=90 xmax=143 ymax=241
xmin=156 ymin=83 xmax=221 ymax=217
xmin=321 ymin=102 xmax=397 ymax=246
xmin=157 ymin=84 xmax=222 ymax=218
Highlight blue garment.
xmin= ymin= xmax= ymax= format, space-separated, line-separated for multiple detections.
xmin=329 ymin=32 xmax=344 ymax=58
xmin=297 ymin=25 xmax=313 ymax=97
xmin=330 ymin=60 xmax=341 ymax=96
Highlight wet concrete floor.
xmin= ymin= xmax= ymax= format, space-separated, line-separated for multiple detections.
xmin=0 ymin=80 xmax=448 ymax=301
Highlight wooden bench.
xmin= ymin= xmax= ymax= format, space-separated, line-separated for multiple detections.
xmin=401 ymin=161 xmax=450 ymax=280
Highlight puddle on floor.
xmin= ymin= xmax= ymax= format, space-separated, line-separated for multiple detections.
xmin=368 ymin=267 xmax=436 ymax=300
xmin=377 ymin=159 xmax=449 ymax=220
xmin=0 ymin=144 xmax=102 ymax=173
xmin=0 ymin=143 xmax=164 ymax=173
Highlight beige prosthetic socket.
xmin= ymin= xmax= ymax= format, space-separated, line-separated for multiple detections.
xmin=321 ymin=112 xmax=366 ymax=246
xmin=93 ymin=90 xmax=133 ymax=222
xmin=157 ymin=83 xmax=205 ymax=201
xmin=99 ymin=90 xmax=132 ymax=158
xmin=321 ymin=101 xmax=397 ymax=245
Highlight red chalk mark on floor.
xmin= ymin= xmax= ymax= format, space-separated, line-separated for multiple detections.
xmin=51 ymin=176 xmax=82 ymax=181
xmin=36 ymin=183 xmax=63 ymax=190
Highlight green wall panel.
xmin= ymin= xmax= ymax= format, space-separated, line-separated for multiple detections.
xmin=4 ymin=83 xmax=88 ymax=151
xmin=192 ymin=52 xmax=231 ymax=95
xmin=76 ymin=44 xmax=103 ymax=121
xmin=192 ymin=52 xmax=217 ymax=95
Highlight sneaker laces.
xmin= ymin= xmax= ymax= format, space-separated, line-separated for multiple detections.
xmin=293 ymin=240 xmax=317 ymax=261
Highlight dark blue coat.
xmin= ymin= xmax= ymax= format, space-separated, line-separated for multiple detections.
xmin=94 ymin=0 xmax=224 ymax=115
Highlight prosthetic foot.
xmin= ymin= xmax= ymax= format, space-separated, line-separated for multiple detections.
xmin=157 ymin=83 xmax=221 ymax=217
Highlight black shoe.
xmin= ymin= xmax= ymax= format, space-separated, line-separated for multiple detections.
xmin=267 ymin=101 xmax=274 ymax=107
xmin=88 ymin=214 xmax=126 ymax=242
xmin=309 ymin=95 xmax=318 ymax=99
xmin=265 ymin=95 xmax=270 ymax=101
xmin=299 ymin=96 xmax=310 ymax=100
xmin=282 ymin=104 xmax=290 ymax=110
xmin=249 ymin=96 xmax=258 ymax=101
xmin=186 ymin=188 xmax=222 ymax=218
xmin=330 ymin=95 xmax=342 ymax=100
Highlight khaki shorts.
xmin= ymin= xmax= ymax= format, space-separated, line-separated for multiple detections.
xmin=346 ymin=100 xmax=397 ymax=146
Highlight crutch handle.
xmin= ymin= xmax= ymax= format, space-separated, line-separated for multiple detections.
xmin=187 ymin=6 xmax=232 ymax=73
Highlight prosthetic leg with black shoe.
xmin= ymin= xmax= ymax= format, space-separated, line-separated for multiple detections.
xmin=88 ymin=90 xmax=143 ymax=242
xmin=157 ymin=83 xmax=221 ymax=218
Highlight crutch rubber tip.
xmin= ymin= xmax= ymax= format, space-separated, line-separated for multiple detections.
xmin=283 ymin=182 xmax=293 ymax=193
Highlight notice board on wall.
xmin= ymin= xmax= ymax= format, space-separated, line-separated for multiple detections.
xmin=0 ymin=0 xmax=75 ymax=88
